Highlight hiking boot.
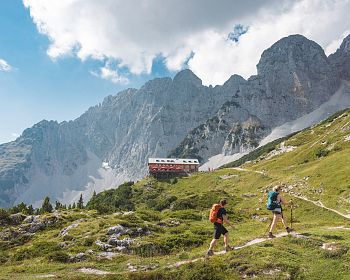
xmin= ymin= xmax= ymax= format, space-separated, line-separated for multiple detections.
xmin=268 ymin=232 xmax=276 ymax=238
xmin=206 ymin=249 xmax=214 ymax=257
xmin=286 ymin=227 xmax=293 ymax=233
xmin=225 ymin=245 xmax=234 ymax=252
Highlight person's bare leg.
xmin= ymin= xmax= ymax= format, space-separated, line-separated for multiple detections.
xmin=281 ymin=215 xmax=288 ymax=228
xmin=224 ymin=233 xmax=229 ymax=247
xmin=269 ymin=214 xmax=279 ymax=233
xmin=208 ymin=238 xmax=218 ymax=251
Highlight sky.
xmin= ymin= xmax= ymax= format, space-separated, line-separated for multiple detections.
xmin=0 ymin=0 xmax=350 ymax=144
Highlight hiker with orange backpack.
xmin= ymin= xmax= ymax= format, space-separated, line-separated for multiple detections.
xmin=206 ymin=199 xmax=234 ymax=256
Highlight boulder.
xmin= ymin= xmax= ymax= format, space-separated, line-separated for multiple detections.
xmin=9 ymin=213 xmax=26 ymax=225
xmin=107 ymin=225 xmax=130 ymax=236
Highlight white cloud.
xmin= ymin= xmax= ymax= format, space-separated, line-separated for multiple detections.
xmin=23 ymin=0 xmax=350 ymax=85
xmin=0 ymin=59 xmax=13 ymax=72
xmin=188 ymin=0 xmax=350 ymax=84
xmin=91 ymin=62 xmax=129 ymax=84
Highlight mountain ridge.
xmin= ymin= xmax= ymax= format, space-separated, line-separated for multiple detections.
xmin=1 ymin=34 xmax=350 ymax=208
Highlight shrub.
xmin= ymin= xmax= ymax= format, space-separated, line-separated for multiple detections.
xmin=13 ymin=241 xmax=60 ymax=261
xmin=0 ymin=209 xmax=9 ymax=224
xmin=87 ymin=182 xmax=135 ymax=213
xmin=315 ymin=148 xmax=329 ymax=158
xmin=170 ymin=178 xmax=178 ymax=184
xmin=137 ymin=210 xmax=161 ymax=222
xmin=166 ymin=210 xmax=202 ymax=221
xmin=0 ymin=252 xmax=8 ymax=264
xmin=47 ymin=251 xmax=70 ymax=263
xmin=82 ymin=237 xmax=95 ymax=246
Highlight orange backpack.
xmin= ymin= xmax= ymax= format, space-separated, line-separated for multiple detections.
xmin=209 ymin=204 xmax=223 ymax=224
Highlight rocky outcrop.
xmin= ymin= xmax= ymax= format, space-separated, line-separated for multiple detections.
xmin=329 ymin=34 xmax=350 ymax=81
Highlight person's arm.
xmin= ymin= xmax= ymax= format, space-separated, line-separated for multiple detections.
xmin=222 ymin=214 xmax=233 ymax=228
xmin=278 ymin=194 xmax=288 ymax=205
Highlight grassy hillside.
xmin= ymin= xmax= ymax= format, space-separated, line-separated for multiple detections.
xmin=0 ymin=109 xmax=350 ymax=279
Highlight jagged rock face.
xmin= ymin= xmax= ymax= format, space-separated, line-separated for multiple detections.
xmin=0 ymin=71 xmax=236 ymax=207
xmin=329 ymin=34 xmax=350 ymax=81
xmin=169 ymin=100 xmax=270 ymax=161
xmin=0 ymin=34 xmax=348 ymax=207
xmin=253 ymin=34 xmax=339 ymax=125
xmin=171 ymin=35 xmax=341 ymax=161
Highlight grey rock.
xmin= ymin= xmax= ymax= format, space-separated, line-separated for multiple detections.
xmin=71 ymin=252 xmax=86 ymax=262
xmin=107 ymin=225 xmax=130 ymax=236
xmin=59 ymin=222 xmax=79 ymax=237
xmin=23 ymin=215 xmax=40 ymax=224
xmin=9 ymin=213 xmax=26 ymax=225
xmin=95 ymin=239 xmax=113 ymax=250
xmin=329 ymin=34 xmax=350 ymax=81
xmin=107 ymin=236 xmax=133 ymax=249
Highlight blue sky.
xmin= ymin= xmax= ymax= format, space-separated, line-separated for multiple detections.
xmin=0 ymin=0 xmax=174 ymax=144
xmin=1 ymin=0 xmax=349 ymax=144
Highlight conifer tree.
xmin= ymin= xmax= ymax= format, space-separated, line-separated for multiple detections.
xmin=41 ymin=196 xmax=53 ymax=213
xmin=72 ymin=202 xmax=76 ymax=209
xmin=55 ymin=201 xmax=62 ymax=210
xmin=77 ymin=194 xmax=84 ymax=209
xmin=27 ymin=205 xmax=34 ymax=215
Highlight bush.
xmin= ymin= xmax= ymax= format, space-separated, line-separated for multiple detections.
xmin=87 ymin=182 xmax=135 ymax=213
xmin=180 ymin=260 xmax=228 ymax=280
xmin=315 ymin=148 xmax=329 ymax=158
xmin=166 ymin=210 xmax=202 ymax=221
xmin=137 ymin=210 xmax=161 ymax=222
xmin=82 ymin=237 xmax=95 ymax=246
xmin=171 ymin=198 xmax=196 ymax=210
xmin=0 ymin=209 xmax=9 ymax=224
xmin=170 ymin=178 xmax=178 ymax=184
xmin=47 ymin=251 xmax=70 ymax=263
xmin=148 ymin=195 xmax=177 ymax=211
xmin=13 ymin=241 xmax=60 ymax=261
xmin=0 ymin=252 xmax=8 ymax=264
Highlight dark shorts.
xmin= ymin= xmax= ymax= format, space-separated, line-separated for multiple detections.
xmin=214 ymin=223 xmax=228 ymax=239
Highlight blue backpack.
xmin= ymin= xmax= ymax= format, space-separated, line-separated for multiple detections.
xmin=266 ymin=191 xmax=280 ymax=210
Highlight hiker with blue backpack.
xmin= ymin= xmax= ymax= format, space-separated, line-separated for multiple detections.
xmin=266 ymin=185 xmax=293 ymax=238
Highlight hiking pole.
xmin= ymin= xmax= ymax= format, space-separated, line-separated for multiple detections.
xmin=290 ymin=200 xmax=293 ymax=229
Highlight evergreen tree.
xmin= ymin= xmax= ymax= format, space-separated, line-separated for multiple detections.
xmin=18 ymin=202 xmax=28 ymax=213
xmin=92 ymin=190 xmax=97 ymax=198
xmin=55 ymin=200 xmax=62 ymax=210
xmin=27 ymin=205 xmax=34 ymax=215
xmin=41 ymin=196 xmax=53 ymax=213
xmin=72 ymin=202 xmax=76 ymax=209
xmin=77 ymin=194 xmax=84 ymax=209
xmin=68 ymin=204 xmax=71 ymax=210
xmin=0 ymin=208 xmax=9 ymax=221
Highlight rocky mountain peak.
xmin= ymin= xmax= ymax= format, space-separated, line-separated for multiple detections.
xmin=223 ymin=74 xmax=246 ymax=88
xmin=328 ymin=34 xmax=350 ymax=80
xmin=173 ymin=69 xmax=202 ymax=87
xmin=257 ymin=34 xmax=327 ymax=76
xmin=339 ymin=34 xmax=350 ymax=53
